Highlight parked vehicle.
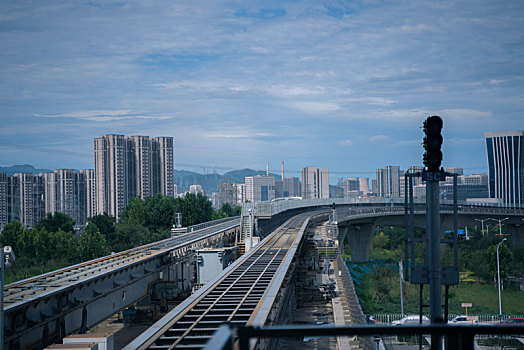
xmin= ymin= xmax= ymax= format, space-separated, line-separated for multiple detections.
xmin=449 ymin=315 xmax=478 ymax=325
xmin=391 ymin=315 xmax=430 ymax=325
xmin=500 ymin=318 xmax=524 ymax=324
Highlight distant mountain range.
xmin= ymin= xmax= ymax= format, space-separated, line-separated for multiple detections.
xmin=0 ymin=164 xmax=283 ymax=194
xmin=0 ymin=164 xmax=52 ymax=176
xmin=175 ymin=169 xmax=281 ymax=194
xmin=1 ymin=164 xmax=342 ymax=197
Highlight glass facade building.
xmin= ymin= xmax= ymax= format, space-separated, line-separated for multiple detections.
xmin=485 ymin=130 xmax=524 ymax=207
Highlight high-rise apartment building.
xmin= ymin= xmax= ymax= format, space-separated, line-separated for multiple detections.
xmin=8 ymin=173 xmax=45 ymax=228
xmin=245 ymin=175 xmax=275 ymax=202
xmin=344 ymin=177 xmax=360 ymax=197
xmin=80 ymin=169 xmax=96 ymax=219
xmin=236 ymin=183 xmax=246 ymax=204
xmin=376 ymin=166 xmax=401 ymax=198
xmin=301 ymin=166 xmax=329 ymax=199
xmin=152 ymin=136 xmax=174 ymax=197
xmin=400 ymin=166 xmax=423 ymax=197
xmin=94 ymin=134 xmax=174 ymax=219
xmin=485 ymin=130 xmax=524 ymax=207
xmin=359 ymin=178 xmax=370 ymax=196
xmin=283 ymin=177 xmax=301 ymax=198
xmin=217 ymin=181 xmax=236 ymax=208
xmin=0 ymin=173 xmax=7 ymax=230
xmin=189 ymin=185 xmax=204 ymax=195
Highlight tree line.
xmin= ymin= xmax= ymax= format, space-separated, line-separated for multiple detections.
xmin=0 ymin=193 xmax=241 ymax=284
xmin=353 ymin=226 xmax=524 ymax=314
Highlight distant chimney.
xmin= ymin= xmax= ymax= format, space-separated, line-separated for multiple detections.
xmin=266 ymin=162 xmax=269 ymax=176
xmin=281 ymin=161 xmax=284 ymax=181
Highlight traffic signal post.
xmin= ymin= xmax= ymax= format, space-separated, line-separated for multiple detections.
xmin=423 ymin=115 xmax=445 ymax=349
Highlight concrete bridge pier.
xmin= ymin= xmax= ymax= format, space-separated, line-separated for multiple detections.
xmin=339 ymin=224 xmax=375 ymax=262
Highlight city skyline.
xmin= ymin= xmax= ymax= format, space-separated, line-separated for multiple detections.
xmin=1 ymin=1 xmax=523 ymax=180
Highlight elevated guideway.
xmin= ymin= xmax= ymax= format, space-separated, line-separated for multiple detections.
xmin=3 ymin=218 xmax=240 ymax=350
xmin=124 ymin=210 xmax=329 ymax=350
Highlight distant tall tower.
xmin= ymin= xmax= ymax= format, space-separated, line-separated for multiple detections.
xmin=301 ymin=166 xmax=329 ymax=199
xmin=94 ymin=135 xmax=128 ymax=219
xmin=0 ymin=173 xmax=7 ymax=229
xmin=485 ymin=130 xmax=524 ymax=207
xmin=152 ymin=136 xmax=174 ymax=197
xmin=94 ymin=134 xmax=174 ymax=220
xmin=9 ymin=173 xmax=45 ymax=228
xmin=376 ymin=166 xmax=401 ymax=198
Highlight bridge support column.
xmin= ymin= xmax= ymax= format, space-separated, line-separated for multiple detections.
xmin=507 ymin=224 xmax=524 ymax=245
xmin=344 ymin=224 xmax=375 ymax=263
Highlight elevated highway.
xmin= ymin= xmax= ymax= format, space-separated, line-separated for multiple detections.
xmin=3 ymin=218 xmax=239 ymax=350
xmin=244 ymin=198 xmax=524 ymax=262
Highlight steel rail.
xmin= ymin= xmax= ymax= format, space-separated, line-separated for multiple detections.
xmin=125 ymin=212 xmax=316 ymax=350
xmin=4 ymin=218 xmax=239 ymax=307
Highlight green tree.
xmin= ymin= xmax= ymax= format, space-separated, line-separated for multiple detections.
xmin=145 ymin=194 xmax=176 ymax=232
xmin=51 ymin=229 xmax=77 ymax=265
xmin=121 ymin=197 xmax=147 ymax=226
xmin=79 ymin=225 xmax=109 ymax=261
xmin=373 ymin=231 xmax=390 ymax=250
xmin=212 ymin=210 xmax=228 ymax=221
xmin=0 ymin=220 xmax=24 ymax=252
xmin=177 ymin=193 xmax=213 ymax=226
xmin=486 ymin=243 xmax=513 ymax=284
xmin=470 ymin=250 xmax=490 ymax=283
xmin=220 ymin=203 xmax=234 ymax=217
xmin=36 ymin=212 xmax=75 ymax=233
xmin=511 ymin=244 xmax=524 ymax=276
xmin=113 ymin=224 xmax=150 ymax=252
xmin=34 ymin=227 xmax=53 ymax=272
xmin=88 ymin=213 xmax=116 ymax=249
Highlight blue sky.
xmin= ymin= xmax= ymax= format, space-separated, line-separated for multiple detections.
xmin=1 ymin=0 xmax=523 ymax=182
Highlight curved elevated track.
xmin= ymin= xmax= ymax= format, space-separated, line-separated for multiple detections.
xmin=124 ymin=211 xmax=326 ymax=350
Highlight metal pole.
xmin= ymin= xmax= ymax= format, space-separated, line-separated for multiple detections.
xmin=427 ymin=180 xmax=442 ymax=349
xmin=497 ymin=238 xmax=506 ymax=316
xmin=399 ymin=260 xmax=404 ymax=315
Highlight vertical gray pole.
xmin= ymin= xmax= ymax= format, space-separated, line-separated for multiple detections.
xmin=426 ymin=180 xmax=442 ymax=348
xmin=399 ymin=260 xmax=404 ymax=315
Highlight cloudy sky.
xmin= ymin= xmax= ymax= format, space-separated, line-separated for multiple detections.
xmin=1 ymin=0 xmax=523 ymax=181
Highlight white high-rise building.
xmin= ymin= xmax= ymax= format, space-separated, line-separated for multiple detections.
xmin=245 ymin=175 xmax=275 ymax=202
xmin=8 ymin=173 xmax=45 ymax=228
xmin=0 ymin=173 xmax=8 ymax=230
xmin=94 ymin=134 xmax=174 ymax=220
xmin=301 ymin=166 xmax=329 ymax=199
xmin=376 ymin=165 xmax=401 ymax=198
xmin=485 ymin=130 xmax=524 ymax=207
xmin=80 ymin=169 xmax=96 ymax=219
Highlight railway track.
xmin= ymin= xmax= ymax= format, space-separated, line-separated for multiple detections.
xmin=4 ymin=218 xmax=239 ymax=309
xmin=125 ymin=211 xmax=325 ymax=350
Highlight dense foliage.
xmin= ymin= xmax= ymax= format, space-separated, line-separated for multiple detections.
xmin=351 ymin=225 xmax=524 ymax=315
xmin=0 ymin=194 xmax=240 ymax=284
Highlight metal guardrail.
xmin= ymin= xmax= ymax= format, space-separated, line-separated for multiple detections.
xmin=372 ymin=314 xmax=524 ymax=324
xmin=242 ymin=197 xmax=524 ymax=217
xmin=185 ymin=216 xmax=240 ymax=232
xmin=206 ymin=324 xmax=524 ymax=350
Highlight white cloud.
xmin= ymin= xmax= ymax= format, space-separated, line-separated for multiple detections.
xmin=369 ymin=135 xmax=390 ymax=143
xmin=36 ymin=110 xmax=172 ymax=122
xmin=338 ymin=139 xmax=353 ymax=146
xmin=286 ymin=101 xmax=341 ymax=113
